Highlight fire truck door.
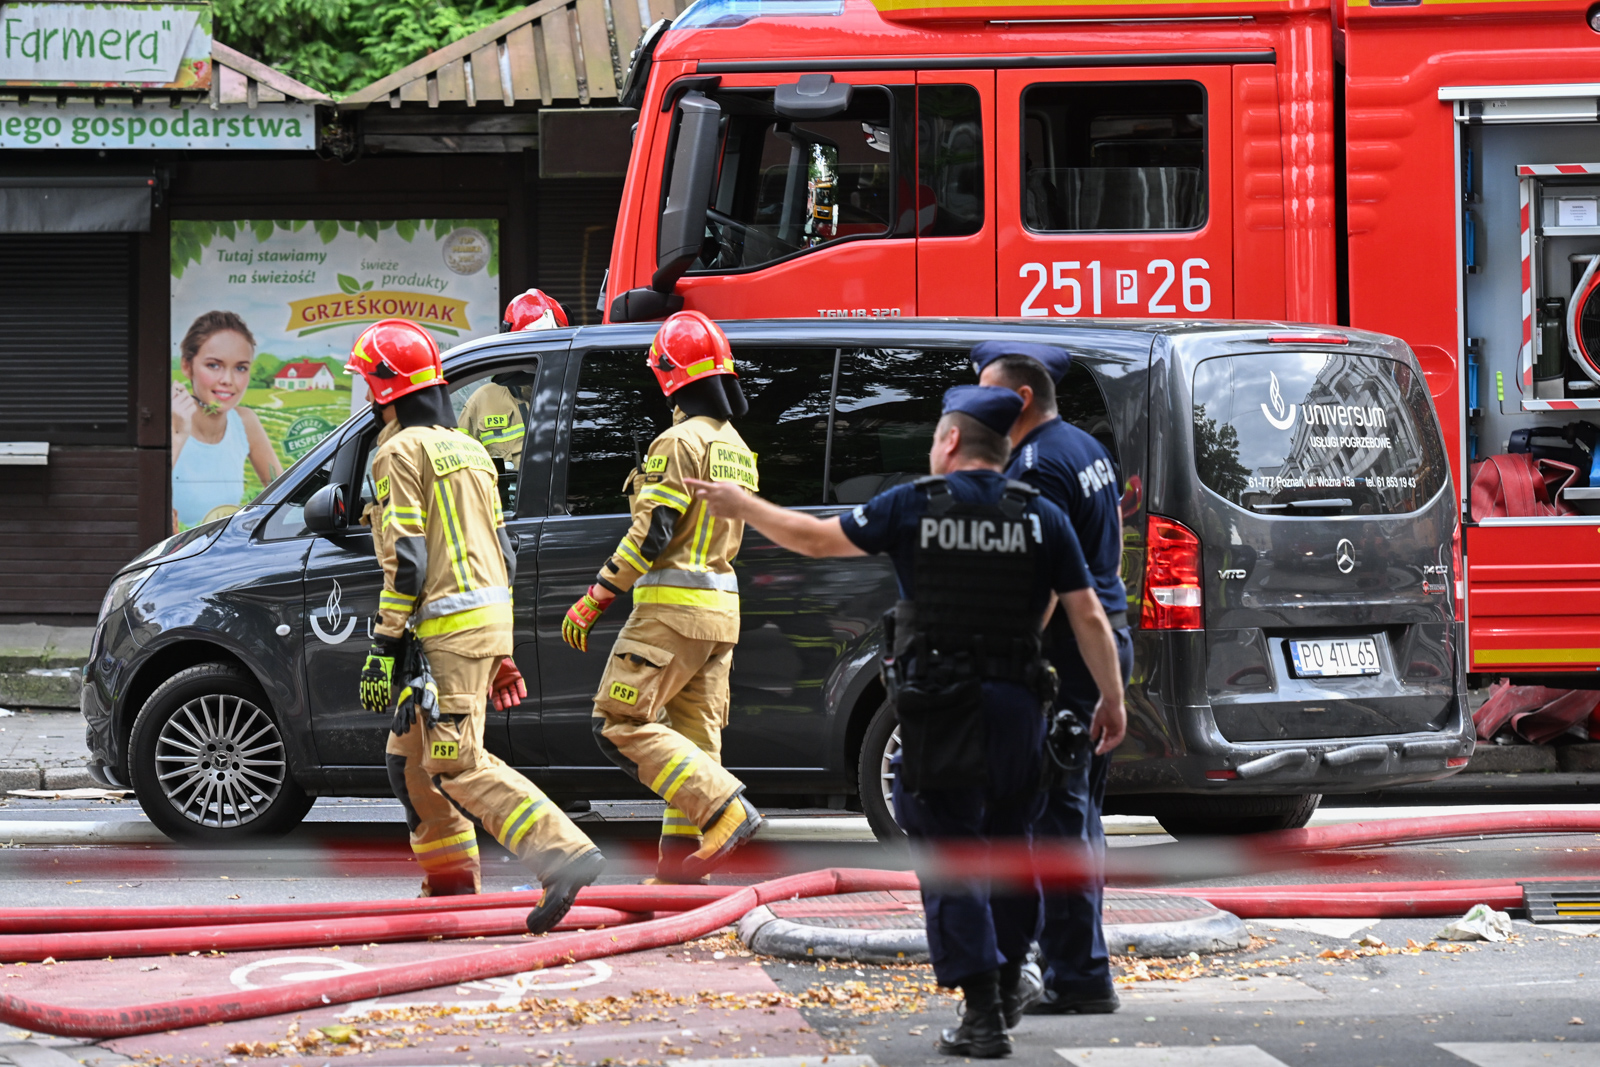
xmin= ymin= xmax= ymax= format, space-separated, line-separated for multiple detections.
xmin=916 ymin=71 xmax=996 ymax=315
xmin=668 ymin=71 xmax=918 ymax=321
xmin=997 ymin=65 xmax=1234 ymax=320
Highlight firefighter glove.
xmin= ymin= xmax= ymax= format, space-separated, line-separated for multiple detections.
xmin=491 ymin=657 xmax=528 ymax=711
xmin=359 ymin=636 xmax=402 ymax=713
xmin=562 ymin=585 xmax=614 ymax=652
xmin=391 ymin=653 xmax=440 ymax=737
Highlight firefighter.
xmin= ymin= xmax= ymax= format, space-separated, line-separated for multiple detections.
xmin=348 ymin=318 xmax=604 ymax=933
xmin=687 ymin=385 xmax=1126 ymax=1058
xmin=457 ymin=290 xmax=570 ymax=467
xmin=973 ymin=341 xmax=1133 ymax=1017
xmin=561 ymin=310 xmax=765 ymax=884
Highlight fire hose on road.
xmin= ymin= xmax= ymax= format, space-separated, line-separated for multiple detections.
xmin=1 ymin=811 xmax=1597 ymax=1038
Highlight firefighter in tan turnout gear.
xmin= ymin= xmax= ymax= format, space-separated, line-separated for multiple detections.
xmin=457 ymin=290 xmax=569 ymax=467
xmin=561 ymin=310 xmax=765 ymax=883
xmin=347 ymin=318 xmax=603 ymax=932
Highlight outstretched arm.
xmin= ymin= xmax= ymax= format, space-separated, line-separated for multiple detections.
xmin=686 ymin=478 xmax=864 ymax=559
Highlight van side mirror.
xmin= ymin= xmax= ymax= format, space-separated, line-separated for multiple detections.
xmin=304 ymin=483 xmax=348 ymax=533
xmin=775 ymin=74 xmax=851 ymax=120
xmin=653 ymin=91 xmax=722 ymax=293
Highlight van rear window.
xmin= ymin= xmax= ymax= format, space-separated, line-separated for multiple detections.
xmin=1191 ymin=352 xmax=1447 ymax=517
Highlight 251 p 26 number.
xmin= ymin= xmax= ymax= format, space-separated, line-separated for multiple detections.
xmin=1018 ymin=258 xmax=1212 ymax=317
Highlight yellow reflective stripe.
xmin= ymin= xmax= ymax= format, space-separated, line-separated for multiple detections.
xmin=433 ymin=478 xmax=474 ymax=593
xmin=615 ymin=537 xmax=651 ymax=573
xmin=414 ymin=602 xmax=514 ymax=637
xmin=479 ymin=424 xmax=526 ymax=444
xmin=653 ymin=755 xmax=697 ymax=803
xmin=662 ymin=806 xmax=700 ymax=837
xmin=413 ymin=830 xmax=479 ymax=869
xmin=639 ymin=484 xmax=691 ymax=512
xmin=379 ymin=590 xmax=416 ymax=611
xmin=498 ymin=795 xmax=550 ymax=851
xmin=692 ymin=502 xmax=713 ymax=570
xmin=385 ymin=504 xmax=426 ymax=532
xmin=414 ymin=830 xmax=476 ymax=853
xmin=632 ymin=586 xmax=738 ymax=609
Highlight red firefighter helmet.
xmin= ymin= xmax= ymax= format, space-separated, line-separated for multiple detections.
xmin=648 ymin=310 xmax=736 ymax=397
xmin=345 ymin=319 xmax=444 ymax=406
xmin=501 ymin=288 xmax=569 ymax=333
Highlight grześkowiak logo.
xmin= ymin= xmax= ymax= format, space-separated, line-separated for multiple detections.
xmin=309 ymin=578 xmax=361 ymax=644
xmin=1261 ymin=372 xmax=1297 ymax=431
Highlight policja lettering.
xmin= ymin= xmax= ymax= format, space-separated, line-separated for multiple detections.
xmin=919 ymin=516 xmax=1029 ymax=553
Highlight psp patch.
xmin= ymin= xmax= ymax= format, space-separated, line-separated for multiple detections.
xmin=644 ymin=455 xmax=668 ymax=474
xmin=430 ymin=741 xmax=459 ymax=760
xmin=609 ymin=681 xmax=639 ymax=705
xmin=482 ymin=413 xmax=510 ymax=429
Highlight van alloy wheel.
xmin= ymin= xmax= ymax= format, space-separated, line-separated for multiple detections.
xmin=155 ymin=693 xmax=287 ymax=828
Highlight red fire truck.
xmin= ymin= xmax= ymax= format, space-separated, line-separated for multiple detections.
xmin=604 ymin=0 xmax=1600 ymax=683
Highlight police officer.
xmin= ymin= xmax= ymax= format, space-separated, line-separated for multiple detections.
xmin=457 ymin=290 xmax=569 ymax=467
xmin=973 ymin=341 xmax=1132 ymax=1016
xmin=561 ymin=310 xmax=765 ymax=884
xmin=688 ymin=385 xmax=1126 ymax=1058
xmin=348 ymin=318 xmax=604 ymax=932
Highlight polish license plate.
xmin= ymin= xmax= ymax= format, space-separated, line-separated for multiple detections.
xmin=1289 ymin=637 xmax=1381 ymax=678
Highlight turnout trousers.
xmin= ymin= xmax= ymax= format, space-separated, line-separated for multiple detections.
xmin=591 ymin=615 xmax=745 ymax=836
xmin=1035 ymin=627 xmax=1135 ymax=998
xmin=893 ymin=680 xmax=1048 ymax=988
xmin=386 ymin=646 xmax=596 ymax=896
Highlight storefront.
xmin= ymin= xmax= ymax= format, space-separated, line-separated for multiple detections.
xmin=0 ymin=0 xmax=657 ymax=621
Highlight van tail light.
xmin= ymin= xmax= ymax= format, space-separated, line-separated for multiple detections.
xmin=1267 ymin=333 xmax=1350 ymax=345
xmin=1452 ymin=523 xmax=1465 ymax=623
xmin=1141 ymin=515 xmax=1203 ymax=630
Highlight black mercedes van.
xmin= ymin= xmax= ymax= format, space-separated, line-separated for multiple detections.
xmin=82 ymin=318 xmax=1472 ymax=843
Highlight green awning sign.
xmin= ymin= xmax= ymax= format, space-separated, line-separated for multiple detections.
xmin=0 ymin=2 xmax=212 ymax=89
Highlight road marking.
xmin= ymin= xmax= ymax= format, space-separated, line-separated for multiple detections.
xmin=1117 ymin=976 xmax=1326 ymax=1006
xmin=1056 ymin=1046 xmax=1291 ymax=1065
xmin=231 ymin=955 xmax=366 ymax=990
xmin=1438 ymin=1043 xmax=1600 ymax=1065
xmin=669 ymin=1058 xmax=876 ymax=1067
xmin=1253 ymin=918 xmax=1380 ymax=939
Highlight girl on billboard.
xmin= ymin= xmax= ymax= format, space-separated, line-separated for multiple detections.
xmin=171 ymin=310 xmax=282 ymax=532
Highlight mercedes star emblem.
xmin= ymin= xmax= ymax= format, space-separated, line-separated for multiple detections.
xmin=1335 ymin=538 xmax=1356 ymax=574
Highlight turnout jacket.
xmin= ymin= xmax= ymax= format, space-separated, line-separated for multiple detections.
xmin=458 ymin=383 xmax=527 ymax=465
xmin=596 ymin=411 xmax=757 ymax=643
xmin=370 ymin=419 xmax=516 ymax=657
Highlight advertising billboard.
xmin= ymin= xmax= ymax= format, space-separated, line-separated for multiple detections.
xmin=168 ymin=218 xmax=500 ymax=532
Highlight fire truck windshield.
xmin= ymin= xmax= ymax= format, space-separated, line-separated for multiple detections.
xmin=673 ymin=0 xmax=843 ymax=30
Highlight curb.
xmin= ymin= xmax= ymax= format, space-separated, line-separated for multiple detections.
xmin=739 ymin=894 xmax=1251 ymax=963
xmin=0 ymin=820 xmax=168 ymax=845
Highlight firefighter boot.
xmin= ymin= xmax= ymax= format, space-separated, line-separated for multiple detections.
xmin=526 ymin=847 xmax=607 ymax=935
xmin=646 ymin=807 xmax=709 ymax=885
xmin=681 ymin=795 xmax=764 ymax=880
xmin=937 ymin=970 xmax=1012 ymax=1059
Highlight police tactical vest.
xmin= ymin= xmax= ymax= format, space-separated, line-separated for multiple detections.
xmin=904 ymin=475 xmax=1043 ymax=683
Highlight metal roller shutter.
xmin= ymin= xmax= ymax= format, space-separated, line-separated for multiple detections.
xmin=536 ymin=178 xmax=624 ymax=326
xmin=0 ymin=234 xmax=132 ymax=441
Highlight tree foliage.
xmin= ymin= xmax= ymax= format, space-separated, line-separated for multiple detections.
xmin=212 ymin=0 xmax=528 ymax=96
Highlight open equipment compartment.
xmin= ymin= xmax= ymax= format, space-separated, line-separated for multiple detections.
xmin=1459 ymin=102 xmax=1600 ymax=521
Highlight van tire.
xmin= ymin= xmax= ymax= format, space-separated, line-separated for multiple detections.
xmin=1152 ymin=794 xmax=1321 ymax=838
xmin=129 ymin=663 xmax=314 ymax=845
xmin=857 ymin=700 xmax=907 ymax=843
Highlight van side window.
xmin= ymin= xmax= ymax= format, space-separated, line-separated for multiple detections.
xmin=564 ymin=347 xmax=834 ymax=514
xmin=919 ymin=85 xmax=984 ymax=237
xmin=684 ymin=85 xmax=909 ymax=274
xmin=1057 ymin=361 xmax=1117 ymax=462
xmin=827 ymin=347 xmax=969 ymax=504
xmin=1022 ymin=81 xmax=1206 ymax=233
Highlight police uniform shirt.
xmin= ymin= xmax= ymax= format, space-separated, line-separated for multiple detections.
xmin=1008 ymin=419 xmax=1127 ymax=616
xmin=840 ymin=468 xmax=1092 ymax=613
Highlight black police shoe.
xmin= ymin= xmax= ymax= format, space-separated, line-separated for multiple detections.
xmin=1001 ymin=959 xmax=1044 ymax=1029
xmin=1023 ymin=986 xmax=1121 ymax=1015
xmin=526 ymin=848 xmax=606 ymax=935
xmin=936 ymin=1006 xmax=1012 ymax=1059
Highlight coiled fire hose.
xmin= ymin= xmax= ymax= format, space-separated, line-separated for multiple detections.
xmin=2 ymin=811 xmax=1597 ymax=1038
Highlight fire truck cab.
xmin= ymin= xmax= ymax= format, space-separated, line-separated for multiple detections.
xmin=607 ymin=0 xmax=1600 ymax=692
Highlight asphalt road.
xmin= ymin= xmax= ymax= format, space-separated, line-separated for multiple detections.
xmin=0 ymin=793 xmax=1597 ymax=1067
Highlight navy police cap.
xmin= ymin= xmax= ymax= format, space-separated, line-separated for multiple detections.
xmin=942 ymin=384 xmax=1024 ymax=436
xmin=969 ymin=340 xmax=1073 ymax=383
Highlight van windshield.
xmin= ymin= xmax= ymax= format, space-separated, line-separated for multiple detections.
xmin=1191 ymin=352 xmax=1447 ymax=517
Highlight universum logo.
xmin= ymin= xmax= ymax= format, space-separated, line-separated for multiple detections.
xmin=1261 ymin=371 xmax=1297 ymax=430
